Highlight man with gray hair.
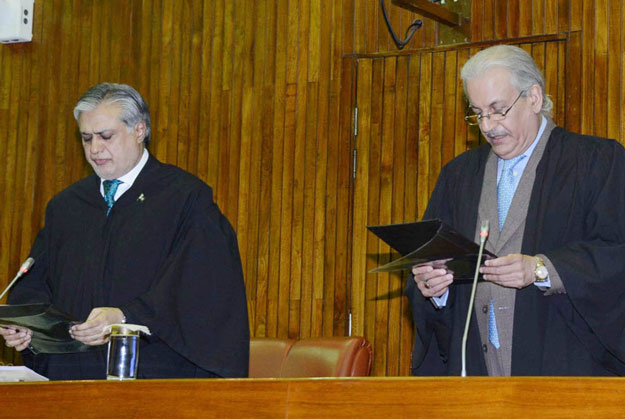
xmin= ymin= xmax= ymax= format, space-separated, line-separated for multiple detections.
xmin=407 ymin=45 xmax=625 ymax=376
xmin=0 ymin=83 xmax=250 ymax=379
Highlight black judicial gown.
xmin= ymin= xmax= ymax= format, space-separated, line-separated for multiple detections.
xmin=9 ymin=155 xmax=250 ymax=380
xmin=406 ymin=127 xmax=625 ymax=376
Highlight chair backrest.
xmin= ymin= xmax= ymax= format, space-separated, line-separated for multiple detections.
xmin=249 ymin=337 xmax=296 ymax=378
xmin=249 ymin=336 xmax=372 ymax=378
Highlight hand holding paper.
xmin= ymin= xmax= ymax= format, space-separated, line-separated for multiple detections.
xmin=368 ymin=219 xmax=496 ymax=281
xmin=480 ymin=253 xmax=537 ymax=289
xmin=0 ymin=324 xmax=33 ymax=351
xmin=70 ymin=307 xmax=126 ymax=346
xmin=412 ymin=261 xmax=453 ymax=298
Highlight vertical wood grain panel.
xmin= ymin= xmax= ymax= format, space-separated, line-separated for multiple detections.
xmin=351 ymin=59 xmax=373 ymax=338
xmin=482 ymin=0 xmax=495 ymax=41
xmin=248 ymin=0 xmax=268 ymax=338
xmin=0 ymin=40 xmax=17 ymax=292
xmin=570 ymin=0 xmax=583 ymax=31
xmin=333 ymin=57 xmax=357 ymax=336
xmin=621 ymin=0 xmax=625 ymax=142
xmin=0 ymin=0 xmax=619 ymax=375
xmin=546 ymin=0 xmax=559 ymax=34
xmin=400 ymin=55 xmax=421 ymax=376
xmin=176 ymin=1 xmax=192 ymax=171
xmin=0 ymin=0 xmax=357 ymax=365
xmin=429 ymin=53 xmax=444 ymax=193
xmin=471 ymin=0 xmax=484 ymax=42
xmin=565 ymin=31 xmax=583 ymax=133
xmin=454 ymin=50 xmax=470 ymax=158
xmin=558 ymin=0 xmax=570 ymax=33
xmin=288 ymin=0 xmax=310 ymax=339
xmin=442 ymin=52 xmax=458 ymax=165
xmin=417 ymin=53 xmax=432 ymax=211
xmin=372 ymin=56 xmax=395 ymax=375
xmin=507 ymin=0 xmax=520 ymax=38
xmin=593 ymin=0 xmax=608 ymax=137
xmin=313 ymin=0 xmax=333 ymax=337
xmin=386 ymin=55 xmax=409 ymax=376
xmin=581 ymin=0 xmax=595 ymax=133
xmin=494 ymin=0 xmax=508 ymax=39
xmin=299 ymin=80 xmax=318 ymax=338
xmin=606 ymin=0 xmax=621 ymax=140
xmin=362 ymin=59 xmax=383 ymax=357
xmin=266 ymin=0 xmax=288 ymax=339
xmin=532 ymin=0 xmax=546 ymax=35
xmin=519 ymin=1 xmax=533 ymax=37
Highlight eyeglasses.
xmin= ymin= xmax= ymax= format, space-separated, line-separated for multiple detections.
xmin=464 ymin=90 xmax=526 ymax=126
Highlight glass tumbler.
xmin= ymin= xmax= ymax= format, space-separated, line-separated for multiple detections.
xmin=106 ymin=325 xmax=140 ymax=380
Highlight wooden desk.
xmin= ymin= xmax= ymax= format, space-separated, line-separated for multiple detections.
xmin=2 ymin=377 xmax=624 ymax=418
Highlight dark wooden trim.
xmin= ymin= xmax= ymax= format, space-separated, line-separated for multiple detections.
xmin=346 ymin=32 xmax=570 ymax=58
xmin=392 ymin=0 xmax=461 ymax=27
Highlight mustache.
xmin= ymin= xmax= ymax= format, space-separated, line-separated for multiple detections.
xmin=484 ymin=129 xmax=511 ymax=139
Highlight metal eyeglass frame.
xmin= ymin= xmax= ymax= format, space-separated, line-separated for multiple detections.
xmin=464 ymin=90 xmax=526 ymax=126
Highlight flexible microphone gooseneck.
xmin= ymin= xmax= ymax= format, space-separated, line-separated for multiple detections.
xmin=461 ymin=220 xmax=489 ymax=378
xmin=0 ymin=257 xmax=35 ymax=301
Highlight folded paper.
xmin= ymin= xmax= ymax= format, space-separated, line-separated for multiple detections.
xmin=103 ymin=324 xmax=151 ymax=335
xmin=0 ymin=303 xmax=94 ymax=354
xmin=367 ymin=219 xmax=496 ymax=281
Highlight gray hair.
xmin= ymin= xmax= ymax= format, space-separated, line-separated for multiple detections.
xmin=73 ymin=83 xmax=152 ymax=145
xmin=460 ymin=45 xmax=553 ymax=117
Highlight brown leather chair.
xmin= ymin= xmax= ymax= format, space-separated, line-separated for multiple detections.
xmin=249 ymin=336 xmax=372 ymax=378
xmin=249 ymin=337 xmax=296 ymax=378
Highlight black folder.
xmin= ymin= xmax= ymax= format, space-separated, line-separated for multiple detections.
xmin=0 ymin=304 xmax=95 ymax=354
xmin=367 ymin=219 xmax=496 ymax=282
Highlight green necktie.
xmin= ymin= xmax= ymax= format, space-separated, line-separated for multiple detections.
xmin=103 ymin=179 xmax=122 ymax=216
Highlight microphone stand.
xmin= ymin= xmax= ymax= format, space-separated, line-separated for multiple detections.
xmin=461 ymin=220 xmax=489 ymax=378
xmin=0 ymin=257 xmax=35 ymax=301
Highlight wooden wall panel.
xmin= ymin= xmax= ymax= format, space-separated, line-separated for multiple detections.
xmin=0 ymin=0 xmax=622 ymax=377
xmin=0 ymin=0 xmax=356 ymax=366
xmin=353 ymin=0 xmax=437 ymax=53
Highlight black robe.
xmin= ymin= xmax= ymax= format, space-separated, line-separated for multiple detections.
xmin=406 ymin=127 xmax=625 ymax=376
xmin=10 ymin=155 xmax=250 ymax=380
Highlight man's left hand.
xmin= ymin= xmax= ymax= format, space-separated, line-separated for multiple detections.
xmin=69 ymin=307 xmax=125 ymax=346
xmin=479 ymin=253 xmax=536 ymax=289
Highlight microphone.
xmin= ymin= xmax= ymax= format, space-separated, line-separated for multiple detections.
xmin=461 ymin=220 xmax=489 ymax=377
xmin=0 ymin=257 xmax=35 ymax=301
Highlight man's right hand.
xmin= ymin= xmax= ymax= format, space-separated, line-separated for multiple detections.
xmin=412 ymin=264 xmax=454 ymax=298
xmin=0 ymin=325 xmax=33 ymax=351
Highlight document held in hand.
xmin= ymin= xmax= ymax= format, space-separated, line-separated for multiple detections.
xmin=0 ymin=303 xmax=94 ymax=354
xmin=367 ymin=219 xmax=496 ymax=281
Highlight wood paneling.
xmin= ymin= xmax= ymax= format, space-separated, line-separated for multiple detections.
xmin=5 ymin=377 xmax=625 ymax=418
xmin=0 ymin=0 xmax=623 ymax=376
xmin=0 ymin=0 xmax=356 ymax=365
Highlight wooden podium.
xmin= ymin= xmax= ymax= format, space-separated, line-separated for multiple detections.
xmin=2 ymin=377 xmax=624 ymax=417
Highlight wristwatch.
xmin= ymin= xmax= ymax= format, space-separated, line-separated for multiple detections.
xmin=534 ymin=257 xmax=549 ymax=282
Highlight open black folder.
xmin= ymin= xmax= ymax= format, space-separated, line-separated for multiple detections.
xmin=367 ymin=219 xmax=496 ymax=282
xmin=0 ymin=304 xmax=94 ymax=354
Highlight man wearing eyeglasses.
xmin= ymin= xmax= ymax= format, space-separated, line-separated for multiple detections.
xmin=406 ymin=45 xmax=625 ymax=376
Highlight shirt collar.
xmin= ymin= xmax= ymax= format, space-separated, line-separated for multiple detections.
xmin=522 ymin=115 xmax=547 ymax=159
xmin=498 ymin=115 xmax=546 ymax=163
xmin=99 ymin=148 xmax=149 ymax=192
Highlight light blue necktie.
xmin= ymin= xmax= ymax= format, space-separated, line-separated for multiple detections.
xmin=497 ymin=155 xmax=526 ymax=231
xmin=490 ymin=155 xmax=525 ymax=349
xmin=488 ymin=299 xmax=500 ymax=349
xmin=103 ymin=179 xmax=122 ymax=216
